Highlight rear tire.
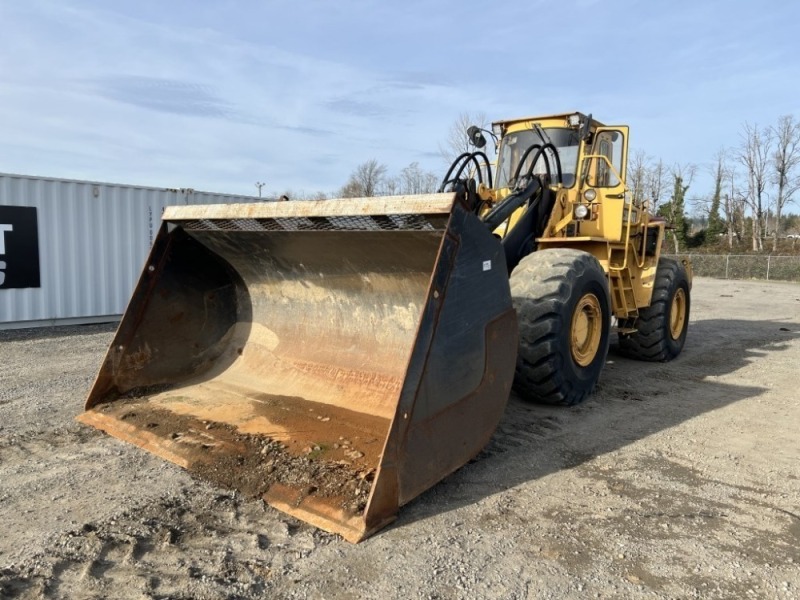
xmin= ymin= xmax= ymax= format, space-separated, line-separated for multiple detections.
xmin=510 ymin=249 xmax=611 ymax=406
xmin=618 ymin=257 xmax=690 ymax=361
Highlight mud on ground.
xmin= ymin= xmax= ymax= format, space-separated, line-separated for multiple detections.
xmin=1 ymin=277 xmax=799 ymax=599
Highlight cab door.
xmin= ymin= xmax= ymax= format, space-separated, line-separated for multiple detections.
xmin=583 ymin=126 xmax=629 ymax=240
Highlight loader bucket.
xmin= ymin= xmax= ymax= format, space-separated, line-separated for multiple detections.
xmin=78 ymin=192 xmax=517 ymax=542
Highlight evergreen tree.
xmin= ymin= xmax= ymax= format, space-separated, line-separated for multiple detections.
xmin=658 ymin=173 xmax=691 ymax=252
xmin=707 ymin=161 xmax=725 ymax=238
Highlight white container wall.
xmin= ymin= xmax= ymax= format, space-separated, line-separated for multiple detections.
xmin=0 ymin=172 xmax=262 ymax=329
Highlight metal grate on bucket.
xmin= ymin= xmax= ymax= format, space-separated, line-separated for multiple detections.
xmin=178 ymin=213 xmax=450 ymax=233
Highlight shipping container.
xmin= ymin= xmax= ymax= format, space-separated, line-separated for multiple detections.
xmin=0 ymin=172 xmax=262 ymax=329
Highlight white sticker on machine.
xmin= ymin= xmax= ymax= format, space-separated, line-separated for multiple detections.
xmin=482 ymin=260 xmax=492 ymax=271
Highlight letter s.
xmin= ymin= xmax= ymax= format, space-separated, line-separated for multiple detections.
xmin=0 ymin=260 xmax=6 ymax=286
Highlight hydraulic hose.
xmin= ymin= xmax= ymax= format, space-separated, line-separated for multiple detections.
xmin=438 ymin=151 xmax=493 ymax=192
xmin=511 ymin=143 xmax=563 ymax=187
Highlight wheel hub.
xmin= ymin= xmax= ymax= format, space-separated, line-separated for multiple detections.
xmin=570 ymin=293 xmax=602 ymax=367
xmin=670 ymin=288 xmax=687 ymax=340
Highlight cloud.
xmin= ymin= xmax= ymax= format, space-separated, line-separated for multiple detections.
xmin=275 ymin=125 xmax=336 ymax=137
xmin=379 ymin=71 xmax=454 ymax=91
xmin=2 ymin=0 xmax=799 ymax=198
xmin=92 ymin=76 xmax=234 ymax=118
xmin=324 ymin=98 xmax=389 ymax=118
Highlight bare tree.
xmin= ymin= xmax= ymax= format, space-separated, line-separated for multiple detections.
xmin=400 ymin=162 xmax=439 ymax=194
xmin=383 ymin=176 xmax=401 ymax=196
xmin=721 ymin=161 xmax=739 ymax=249
xmin=439 ymin=111 xmax=489 ymax=165
xmin=770 ymin=115 xmax=800 ymax=251
xmin=422 ymin=171 xmax=439 ymax=194
xmin=338 ymin=180 xmax=362 ymax=198
xmin=400 ymin=162 xmax=425 ymax=195
xmin=339 ymin=159 xmax=388 ymax=198
xmin=627 ymin=150 xmax=651 ymax=205
xmin=736 ymin=123 xmax=773 ymax=251
xmin=646 ymin=159 xmax=667 ymax=213
xmin=727 ymin=168 xmax=750 ymax=246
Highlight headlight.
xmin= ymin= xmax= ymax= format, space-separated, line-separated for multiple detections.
xmin=573 ymin=204 xmax=590 ymax=219
xmin=583 ymin=189 xmax=597 ymax=202
xmin=568 ymin=114 xmax=581 ymax=127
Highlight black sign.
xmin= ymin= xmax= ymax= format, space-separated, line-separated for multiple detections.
xmin=0 ymin=206 xmax=41 ymax=289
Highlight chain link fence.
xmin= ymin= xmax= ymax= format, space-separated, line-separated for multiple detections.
xmin=665 ymin=254 xmax=800 ymax=282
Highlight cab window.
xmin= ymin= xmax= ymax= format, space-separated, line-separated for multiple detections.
xmin=495 ymin=127 xmax=580 ymax=188
xmin=584 ymin=130 xmax=624 ymax=187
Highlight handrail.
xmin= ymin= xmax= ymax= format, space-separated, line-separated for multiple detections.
xmin=579 ymin=154 xmax=634 ymax=272
xmin=634 ymin=199 xmax=650 ymax=269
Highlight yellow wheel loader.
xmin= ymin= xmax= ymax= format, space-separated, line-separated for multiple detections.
xmin=79 ymin=112 xmax=691 ymax=542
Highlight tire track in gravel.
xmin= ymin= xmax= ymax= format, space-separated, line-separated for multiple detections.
xmin=0 ymin=488 xmax=331 ymax=599
xmin=482 ymin=405 xmax=564 ymax=457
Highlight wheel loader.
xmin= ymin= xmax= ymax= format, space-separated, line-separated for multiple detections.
xmin=79 ymin=112 xmax=691 ymax=542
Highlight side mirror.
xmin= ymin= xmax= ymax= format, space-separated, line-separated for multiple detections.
xmin=467 ymin=126 xmax=487 ymax=149
xmin=579 ymin=114 xmax=593 ymax=144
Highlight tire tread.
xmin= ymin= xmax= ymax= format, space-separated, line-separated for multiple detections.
xmin=511 ymin=249 xmax=610 ymax=406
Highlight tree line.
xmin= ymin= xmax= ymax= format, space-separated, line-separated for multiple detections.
xmin=628 ymin=115 xmax=800 ymax=253
xmin=263 ymin=160 xmax=442 ymax=202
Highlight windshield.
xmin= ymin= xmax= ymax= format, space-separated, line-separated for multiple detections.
xmin=495 ymin=127 xmax=580 ymax=188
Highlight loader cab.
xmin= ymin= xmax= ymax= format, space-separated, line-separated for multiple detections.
xmin=495 ymin=126 xmax=581 ymax=189
xmin=485 ymin=113 xmax=634 ymax=246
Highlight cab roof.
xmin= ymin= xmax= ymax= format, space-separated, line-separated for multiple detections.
xmin=491 ymin=112 xmax=606 ymax=129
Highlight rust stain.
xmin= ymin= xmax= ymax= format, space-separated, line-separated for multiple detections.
xmin=123 ymin=344 xmax=153 ymax=372
xmin=290 ymin=361 xmax=403 ymax=394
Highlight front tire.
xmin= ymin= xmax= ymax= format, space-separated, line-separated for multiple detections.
xmin=510 ymin=249 xmax=611 ymax=406
xmin=618 ymin=257 xmax=690 ymax=361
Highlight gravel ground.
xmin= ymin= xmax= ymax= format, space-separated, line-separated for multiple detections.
xmin=0 ymin=277 xmax=798 ymax=599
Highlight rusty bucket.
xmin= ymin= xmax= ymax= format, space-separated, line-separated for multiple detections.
xmin=78 ymin=192 xmax=516 ymax=542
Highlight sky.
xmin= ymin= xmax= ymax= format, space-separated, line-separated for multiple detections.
xmin=1 ymin=0 xmax=799 ymax=200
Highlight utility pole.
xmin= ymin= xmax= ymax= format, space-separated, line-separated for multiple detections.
xmin=255 ymin=181 xmax=266 ymax=197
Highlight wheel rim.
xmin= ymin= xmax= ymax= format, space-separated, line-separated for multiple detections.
xmin=570 ymin=293 xmax=602 ymax=367
xmin=669 ymin=288 xmax=687 ymax=340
